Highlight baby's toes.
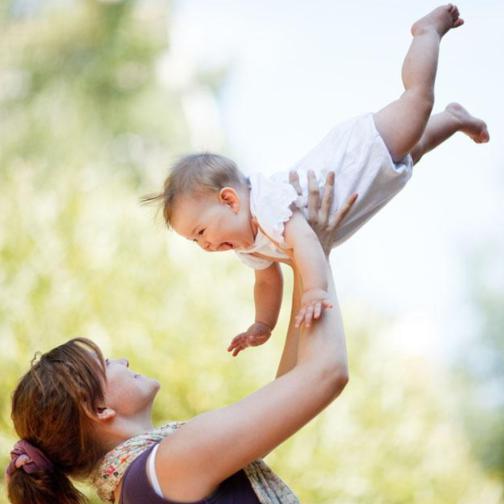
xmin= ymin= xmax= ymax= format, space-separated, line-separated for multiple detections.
xmin=480 ymin=129 xmax=490 ymax=143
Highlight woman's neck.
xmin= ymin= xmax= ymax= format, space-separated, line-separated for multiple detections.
xmin=99 ymin=411 xmax=155 ymax=453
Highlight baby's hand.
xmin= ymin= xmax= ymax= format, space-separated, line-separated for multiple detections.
xmin=227 ymin=322 xmax=272 ymax=357
xmin=295 ymin=288 xmax=333 ymax=328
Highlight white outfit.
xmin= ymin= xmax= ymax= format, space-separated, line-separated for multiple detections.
xmin=235 ymin=113 xmax=413 ymax=270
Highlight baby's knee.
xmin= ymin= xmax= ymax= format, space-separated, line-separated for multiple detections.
xmin=408 ymin=88 xmax=434 ymax=118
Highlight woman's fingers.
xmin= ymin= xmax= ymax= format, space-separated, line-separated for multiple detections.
xmin=307 ymin=170 xmax=321 ymax=225
xmin=289 ymin=170 xmax=302 ymax=197
xmin=328 ymin=192 xmax=358 ymax=231
xmin=319 ymin=171 xmax=335 ymax=225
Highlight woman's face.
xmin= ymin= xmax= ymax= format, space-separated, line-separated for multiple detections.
xmin=102 ymin=357 xmax=160 ymax=418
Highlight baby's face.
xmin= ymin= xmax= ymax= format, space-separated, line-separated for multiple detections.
xmin=171 ymin=188 xmax=255 ymax=252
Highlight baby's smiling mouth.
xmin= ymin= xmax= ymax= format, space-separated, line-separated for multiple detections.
xmin=218 ymin=242 xmax=234 ymax=251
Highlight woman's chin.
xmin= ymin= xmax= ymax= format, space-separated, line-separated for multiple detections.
xmin=138 ymin=375 xmax=161 ymax=402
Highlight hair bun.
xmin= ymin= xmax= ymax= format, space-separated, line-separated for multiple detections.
xmin=6 ymin=440 xmax=54 ymax=478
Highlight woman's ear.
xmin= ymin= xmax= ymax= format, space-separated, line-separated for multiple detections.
xmin=218 ymin=187 xmax=241 ymax=212
xmin=96 ymin=407 xmax=116 ymax=422
xmin=84 ymin=403 xmax=117 ymax=423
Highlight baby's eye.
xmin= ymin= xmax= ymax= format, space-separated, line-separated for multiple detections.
xmin=199 ymin=229 xmax=205 ymax=235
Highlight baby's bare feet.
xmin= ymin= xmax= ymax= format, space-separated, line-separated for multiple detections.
xmin=411 ymin=4 xmax=464 ymax=38
xmin=446 ymin=103 xmax=490 ymax=143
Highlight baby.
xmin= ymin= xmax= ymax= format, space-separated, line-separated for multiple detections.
xmin=149 ymin=5 xmax=489 ymax=356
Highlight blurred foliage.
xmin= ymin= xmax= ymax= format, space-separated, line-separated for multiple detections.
xmin=0 ymin=1 xmax=502 ymax=503
xmin=454 ymin=246 xmax=504 ymax=487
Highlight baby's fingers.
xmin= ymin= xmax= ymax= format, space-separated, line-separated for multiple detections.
xmin=295 ymin=307 xmax=306 ymax=328
xmin=304 ymin=305 xmax=314 ymax=328
xmin=232 ymin=345 xmax=246 ymax=357
xmin=227 ymin=334 xmax=245 ymax=352
xmin=320 ymin=298 xmax=333 ymax=310
xmin=313 ymin=302 xmax=322 ymax=320
xmin=231 ymin=339 xmax=249 ymax=357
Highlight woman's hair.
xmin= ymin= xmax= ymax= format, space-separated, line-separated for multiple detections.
xmin=8 ymin=338 xmax=107 ymax=504
xmin=142 ymin=152 xmax=248 ymax=228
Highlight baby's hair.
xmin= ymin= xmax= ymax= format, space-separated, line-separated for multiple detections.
xmin=143 ymin=153 xmax=248 ymax=228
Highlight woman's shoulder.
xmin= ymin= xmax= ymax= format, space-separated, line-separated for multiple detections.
xmin=93 ymin=422 xmax=183 ymax=503
xmin=121 ymin=444 xmax=260 ymax=504
xmin=117 ymin=445 xmax=164 ymax=504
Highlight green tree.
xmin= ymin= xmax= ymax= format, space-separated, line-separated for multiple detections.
xmin=455 ymin=242 xmax=504 ymax=491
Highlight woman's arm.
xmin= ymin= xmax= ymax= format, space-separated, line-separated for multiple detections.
xmin=275 ymin=266 xmax=302 ymax=378
xmin=155 ymin=264 xmax=348 ymax=502
xmin=275 ymin=171 xmax=357 ymax=377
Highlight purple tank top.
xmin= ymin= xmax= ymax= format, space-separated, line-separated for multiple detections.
xmin=119 ymin=444 xmax=260 ymax=504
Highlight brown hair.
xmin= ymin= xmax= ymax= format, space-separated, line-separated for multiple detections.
xmin=143 ymin=152 xmax=248 ymax=228
xmin=8 ymin=338 xmax=107 ymax=504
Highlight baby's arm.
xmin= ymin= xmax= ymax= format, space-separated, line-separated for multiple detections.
xmin=227 ymin=262 xmax=283 ymax=357
xmin=284 ymin=211 xmax=332 ymax=328
xmin=254 ymin=262 xmax=283 ymax=330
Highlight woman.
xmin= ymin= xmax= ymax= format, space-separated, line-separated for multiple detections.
xmin=6 ymin=173 xmax=355 ymax=504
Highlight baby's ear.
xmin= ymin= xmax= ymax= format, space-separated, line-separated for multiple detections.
xmin=219 ymin=187 xmax=240 ymax=212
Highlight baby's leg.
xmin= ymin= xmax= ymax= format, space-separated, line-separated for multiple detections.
xmin=374 ymin=5 xmax=464 ymax=162
xmin=411 ymin=103 xmax=489 ymax=164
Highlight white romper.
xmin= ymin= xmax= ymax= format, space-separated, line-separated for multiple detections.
xmin=234 ymin=114 xmax=413 ymax=270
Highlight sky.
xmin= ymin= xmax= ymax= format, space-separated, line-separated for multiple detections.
xmin=170 ymin=0 xmax=504 ymax=360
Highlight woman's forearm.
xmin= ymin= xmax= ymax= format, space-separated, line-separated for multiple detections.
xmin=275 ymin=266 xmax=302 ymax=378
xmin=157 ymin=260 xmax=348 ymax=495
xmin=296 ymin=261 xmax=348 ymax=381
xmin=277 ymin=259 xmax=347 ymax=384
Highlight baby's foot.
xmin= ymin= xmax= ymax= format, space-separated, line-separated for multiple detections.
xmin=446 ymin=103 xmax=490 ymax=143
xmin=411 ymin=4 xmax=464 ymax=38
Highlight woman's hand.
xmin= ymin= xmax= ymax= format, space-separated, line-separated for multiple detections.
xmin=289 ymin=170 xmax=358 ymax=256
